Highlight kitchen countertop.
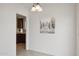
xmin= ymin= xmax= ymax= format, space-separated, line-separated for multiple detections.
xmin=16 ymin=32 xmax=26 ymax=34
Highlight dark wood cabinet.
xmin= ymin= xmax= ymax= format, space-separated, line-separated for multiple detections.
xmin=17 ymin=18 xmax=23 ymax=28
xmin=16 ymin=34 xmax=26 ymax=43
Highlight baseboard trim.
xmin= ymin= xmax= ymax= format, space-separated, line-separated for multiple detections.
xmin=28 ymin=49 xmax=53 ymax=56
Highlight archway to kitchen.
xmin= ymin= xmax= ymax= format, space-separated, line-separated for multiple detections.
xmin=16 ymin=14 xmax=26 ymax=55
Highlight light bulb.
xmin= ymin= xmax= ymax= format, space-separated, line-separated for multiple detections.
xmin=36 ymin=5 xmax=41 ymax=10
xmin=31 ymin=6 xmax=36 ymax=11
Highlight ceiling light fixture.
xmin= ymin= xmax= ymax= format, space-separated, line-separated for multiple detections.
xmin=31 ymin=3 xmax=43 ymax=12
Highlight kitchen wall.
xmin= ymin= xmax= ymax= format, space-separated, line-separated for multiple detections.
xmin=0 ymin=4 xmax=29 ymax=56
xmin=29 ymin=4 xmax=76 ymax=56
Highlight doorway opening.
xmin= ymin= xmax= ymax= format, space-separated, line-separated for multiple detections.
xmin=16 ymin=14 xmax=26 ymax=55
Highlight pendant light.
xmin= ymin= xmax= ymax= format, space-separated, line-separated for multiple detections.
xmin=31 ymin=3 xmax=43 ymax=12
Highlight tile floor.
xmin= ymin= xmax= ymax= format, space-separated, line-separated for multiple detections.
xmin=16 ymin=43 xmax=52 ymax=56
xmin=16 ymin=49 xmax=52 ymax=56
